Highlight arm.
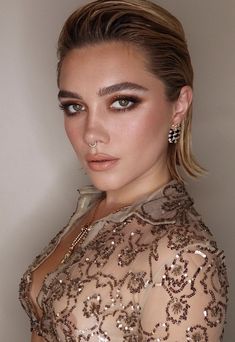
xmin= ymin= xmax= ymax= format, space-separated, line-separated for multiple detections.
xmin=139 ymin=246 xmax=228 ymax=341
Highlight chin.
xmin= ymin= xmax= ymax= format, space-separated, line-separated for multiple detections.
xmin=88 ymin=173 xmax=128 ymax=192
xmin=89 ymin=179 xmax=119 ymax=192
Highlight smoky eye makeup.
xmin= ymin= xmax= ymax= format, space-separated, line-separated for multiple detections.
xmin=58 ymin=94 xmax=143 ymax=116
xmin=59 ymin=102 xmax=86 ymax=116
xmin=109 ymin=95 xmax=142 ymax=112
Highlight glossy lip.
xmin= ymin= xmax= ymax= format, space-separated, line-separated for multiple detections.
xmin=86 ymin=153 xmax=119 ymax=171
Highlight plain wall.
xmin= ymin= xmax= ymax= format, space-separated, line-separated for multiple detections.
xmin=0 ymin=1 xmax=234 ymax=341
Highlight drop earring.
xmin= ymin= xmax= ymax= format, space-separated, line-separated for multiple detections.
xmin=168 ymin=124 xmax=181 ymax=144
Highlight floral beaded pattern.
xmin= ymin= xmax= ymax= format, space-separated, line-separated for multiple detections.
xmin=19 ymin=180 xmax=229 ymax=341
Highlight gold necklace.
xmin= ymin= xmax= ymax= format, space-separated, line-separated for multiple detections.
xmin=60 ymin=199 xmax=131 ymax=264
xmin=61 ymin=200 xmax=101 ymax=264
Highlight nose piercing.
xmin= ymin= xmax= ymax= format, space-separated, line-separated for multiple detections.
xmin=88 ymin=141 xmax=97 ymax=148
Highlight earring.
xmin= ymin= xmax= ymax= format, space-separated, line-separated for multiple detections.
xmin=168 ymin=124 xmax=181 ymax=144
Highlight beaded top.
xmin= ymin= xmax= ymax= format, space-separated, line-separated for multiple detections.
xmin=19 ymin=180 xmax=229 ymax=341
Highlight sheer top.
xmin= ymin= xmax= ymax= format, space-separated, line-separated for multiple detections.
xmin=19 ymin=180 xmax=229 ymax=341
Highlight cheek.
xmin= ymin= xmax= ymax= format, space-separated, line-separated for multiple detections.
xmin=64 ymin=120 xmax=82 ymax=149
xmin=125 ymin=111 xmax=169 ymax=150
xmin=64 ymin=121 xmax=74 ymax=143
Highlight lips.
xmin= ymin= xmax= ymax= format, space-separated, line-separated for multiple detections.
xmin=86 ymin=153 xmax=119 ymax=171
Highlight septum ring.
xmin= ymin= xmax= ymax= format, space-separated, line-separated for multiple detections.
xmin=88 ymin=141 xmax=97 ymax=148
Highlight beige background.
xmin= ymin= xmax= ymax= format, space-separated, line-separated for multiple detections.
xmin=0 ymin=0 xmax=234 ymax=341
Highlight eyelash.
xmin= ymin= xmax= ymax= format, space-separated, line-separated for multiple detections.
xmin=59 ymin=103 xmax=85 ymax=116
xmin=110 ymin=95 xmax=141 ymax=112
xmin=59 ymin=95 xmax=141 ymax=116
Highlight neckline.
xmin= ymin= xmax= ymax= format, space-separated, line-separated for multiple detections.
xmin=26 ymin=178 xmax=187 ymax=325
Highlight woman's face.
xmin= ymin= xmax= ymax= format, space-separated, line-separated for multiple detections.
xmin=59 ymin=42 xmax=181 ymax=192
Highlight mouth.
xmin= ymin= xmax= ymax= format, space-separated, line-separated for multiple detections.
xmin=86 ymin=153 xmax=119 ymax=171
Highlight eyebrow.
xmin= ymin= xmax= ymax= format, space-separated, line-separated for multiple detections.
xmin=98 ymin=82 xmax=148 ymax=96
xmin=58 ymin=82 xmax=148 ymax=100
xmin=58 ymin=90 xmax=82 ymax=100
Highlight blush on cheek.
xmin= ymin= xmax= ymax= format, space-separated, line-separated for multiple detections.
xmin=131 ymin=111 xmax=168 ymax=145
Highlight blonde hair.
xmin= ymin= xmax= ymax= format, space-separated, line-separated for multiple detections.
xmin=57 ymin=0 xmax=205 ymax=180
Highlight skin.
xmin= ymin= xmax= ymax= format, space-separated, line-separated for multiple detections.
xmin=58 ymin=41 xmax=192 ymax=214
xmin=31 ymin=42 xmax=192 ymax=342
xmin=32 ymin=332 xmax=43 ymax=342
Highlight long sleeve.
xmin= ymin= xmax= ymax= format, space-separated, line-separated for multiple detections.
xmin=139 ymin=245 xmax=228 ymax=341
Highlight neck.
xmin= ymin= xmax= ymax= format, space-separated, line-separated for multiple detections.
xmin=100 ymin=164 xmax=172 ymax=215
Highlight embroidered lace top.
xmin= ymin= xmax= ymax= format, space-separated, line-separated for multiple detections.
xmin=19 ymin=180 xmax=229 ymax=341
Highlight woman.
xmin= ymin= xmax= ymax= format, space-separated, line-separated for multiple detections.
xmin=19 ymin=0 xmax=229 ymax=341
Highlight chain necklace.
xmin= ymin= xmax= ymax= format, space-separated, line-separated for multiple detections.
xmin=61 ymin=199 xmax=101 ymax=264
xmin=60 ymin=199 xmax=131 ymax=265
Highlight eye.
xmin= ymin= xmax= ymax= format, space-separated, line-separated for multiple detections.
xmin=110 ymin=96 xmax=140 ymax=111
xmin=59 ymin=103 xmax=85 ymax=116
xmin=111 ymin=99 xmax=134 ymax=110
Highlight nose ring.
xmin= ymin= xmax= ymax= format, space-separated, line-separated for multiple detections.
xmin=88 ymin=141 xmax=97 ymax=148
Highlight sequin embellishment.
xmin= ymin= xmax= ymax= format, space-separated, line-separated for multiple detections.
xmin=19 ymin=180 xmax=229 ymax=341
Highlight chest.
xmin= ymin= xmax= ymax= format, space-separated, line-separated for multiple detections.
xmin=21 ymin=216 xmax=162 ymax=341
xmin=37 ymin=223 xmax=152 ymax=340
xmin=29 ymin=214 xmax=93 ymax=318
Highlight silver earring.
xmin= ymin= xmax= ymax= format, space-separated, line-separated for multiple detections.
xmin=168 ymin=124 xmax=181 ymax=144
xmin=88 ymin=141 xmax=97 ymax=148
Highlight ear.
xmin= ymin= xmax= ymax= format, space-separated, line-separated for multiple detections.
xmin=171 ymin=86 xmax=193 ymax=126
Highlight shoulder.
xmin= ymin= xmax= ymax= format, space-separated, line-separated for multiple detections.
xmin=136 ymin=180 xmax=205 ymax=227
xmin=128 ymin=180 xmax=227 ymax=279
xmin=132 ymin=180 xmax=215 ymax=250
xmin=126 ymin=182 xmax=229 ymax=341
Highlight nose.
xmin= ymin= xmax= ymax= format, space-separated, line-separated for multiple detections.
xmin=83 ymin=108 xmax=110 ymax=147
